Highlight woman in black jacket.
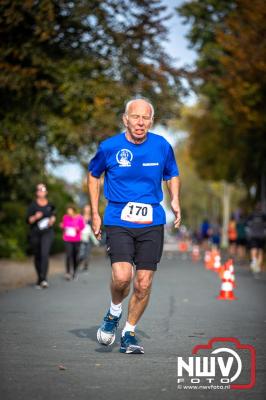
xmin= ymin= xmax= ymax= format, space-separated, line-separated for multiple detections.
xmin=27 ymin=183 xmax=56 ymax=288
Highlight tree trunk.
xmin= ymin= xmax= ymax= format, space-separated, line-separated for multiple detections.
xmin=221 ymin=181 xmax=231 ymax=248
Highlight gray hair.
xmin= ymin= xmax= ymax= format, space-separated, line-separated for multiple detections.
xmin=124 ymin=97 xmax=154 ymax=119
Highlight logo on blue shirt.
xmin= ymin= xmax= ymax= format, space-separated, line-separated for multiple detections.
xmin=116 ymin=149 xmax=133 ymax=167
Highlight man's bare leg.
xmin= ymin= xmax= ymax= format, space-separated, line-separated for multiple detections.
xmin=127 ymin=270 xmax=154 ymax=326
xmin=110 ymin=262 xmax=133 ymax=304
xmin=97 ymin=262 xmax=133 ymax=345
xmin=119 ymin=270 xmax=154 ymax=353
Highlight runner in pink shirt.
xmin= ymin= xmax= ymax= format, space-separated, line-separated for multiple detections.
xmin=61 ymin=206 xmax=85 ymax=279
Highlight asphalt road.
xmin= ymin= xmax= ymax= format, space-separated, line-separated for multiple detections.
xmin=0 ymin=250 xmax=265 ymax=400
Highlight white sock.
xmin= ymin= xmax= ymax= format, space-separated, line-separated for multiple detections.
xmin=110 ymin=301 xmax=122 ymax=317
xmin=122 ymin=321 xmax=136 ymax=336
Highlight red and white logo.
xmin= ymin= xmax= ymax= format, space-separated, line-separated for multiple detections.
xmin=177 ymin=338 xmax=256 ymax=390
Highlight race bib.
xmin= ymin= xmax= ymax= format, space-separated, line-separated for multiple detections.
xmin=81 ymin=225 xmax=91 ymax=242
xmin=121 ymin=202 xmax=153 ymax=224
xmin=65 ymin=227 xmax=76 ymax=237
xmin=37 ymin=218 xmax=50 ymax=230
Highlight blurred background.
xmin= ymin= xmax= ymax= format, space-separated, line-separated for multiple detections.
xmin=0 ymin=0 xmax=265 ymax=259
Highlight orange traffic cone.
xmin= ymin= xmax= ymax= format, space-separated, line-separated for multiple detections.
xmin=227 ymin=259 xmax=236 ymax=288
xmin=219 ymin=259 xmax=229 ymax=276
xmin=227 ymin=259 xmax=234 ymax=272
xmin=178 ymin=241 xmax=189 ymax=253
xmin=217 ymin=273 xmax=236 ymax=300
xmin=213 ymin=252 xmax=221 ymax=273
xmin=204 ymin=251 xmax=212 ymax=270
xmin=205 ymin=249 xmax=220 ymax=271
xmin=230 ymin=272 xmax=236 ymax=288
xmin=219 ymin=262 xmax=226 ymax=279
xmin=178 ymin=240 xmax=189 ymax=260
xmin=191 ymin=244 xmax=200 ymax=262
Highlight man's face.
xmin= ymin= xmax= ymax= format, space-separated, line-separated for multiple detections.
xmin=123 ymin=100 xmax=153 ymax=143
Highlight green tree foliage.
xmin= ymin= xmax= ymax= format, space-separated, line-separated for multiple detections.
xmin=0 ymin=0 xmax=181 ymax=198
xmin=182 ymin=100 xmax=241 ymax=182
xmin=167 ymin=108 xmax=246 ymax=231
xmin=0 ymin=0 xmax=182 ymax=257
xmin=177 ymin=0 xmax=266 ymax=197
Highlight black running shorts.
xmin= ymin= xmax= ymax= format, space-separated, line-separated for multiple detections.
xmin=105 ymin=225 xmax=164 ymax=271
xmin=249 ymin=237 xmax=265 ymax=250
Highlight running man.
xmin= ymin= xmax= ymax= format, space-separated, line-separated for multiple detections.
xmin=88 ymin=98 xmax=181 ymax=354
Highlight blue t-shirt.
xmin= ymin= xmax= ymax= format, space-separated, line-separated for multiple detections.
xmin=88 ymin=132 xmax=179 ymax=227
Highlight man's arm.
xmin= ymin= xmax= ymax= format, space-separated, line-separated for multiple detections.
xmin=88 ymin=172 xmax=102 ymax=240
xmin=166 ymin=176 xmax=181 ymax=229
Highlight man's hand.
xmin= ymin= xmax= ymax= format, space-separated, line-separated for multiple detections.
xmin=92 ymin=213 xmax=102 ymax=240
xmin=166 ymin=176 xmax=181 ymax=229
xmin=171 ymin=200 xmax=181 ymax=229
xmin=88 ymin=172 xmax=102 ymax=239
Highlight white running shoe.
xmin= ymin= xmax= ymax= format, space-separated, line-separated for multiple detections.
xmin=97 ymin=311 xmax=122 ymax=346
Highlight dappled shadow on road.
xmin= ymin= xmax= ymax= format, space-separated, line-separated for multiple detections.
xmin=69 ymin=326 xmax=119 ymax=352
xmin=69 ymin=326 xmax=99 ymax=342
xmin=137 ymin=329 xmax=150 ymax=339
xmin=95 ymin=345 xmax=116 ymax=353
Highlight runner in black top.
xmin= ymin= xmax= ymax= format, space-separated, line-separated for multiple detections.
xmin=27 ymin=183 xmax=56 ymax=288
